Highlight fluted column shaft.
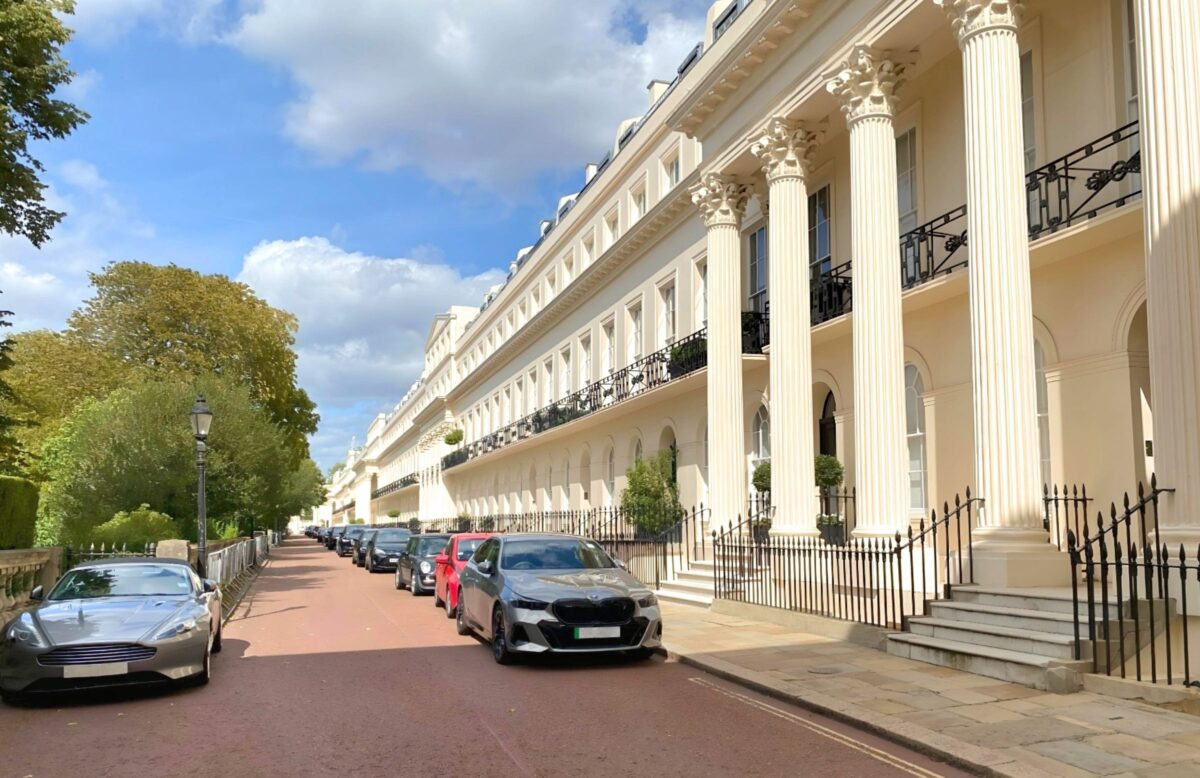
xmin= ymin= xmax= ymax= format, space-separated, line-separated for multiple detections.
xmin=948 ymin=6 xmax=1045 ymax=541
xmin=1134 ymin=0 xmax=1200 ymax=540
xmin=829 ymin=47 xmax=910 ymax=536
xmin=752 ymin=120 xmax=820 ymax=533
xmin=692 ymin=174 xmax=750 ymax=526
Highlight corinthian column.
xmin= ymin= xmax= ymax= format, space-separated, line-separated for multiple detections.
xmin=751 ymin=119 xmax=820 ymax=533
xmin=827 ymin=46 xmax=910 ymax=537
xmin=1132 ymin=0 xmax=1200 ymax=544
xmin=692 ymin=173 xmax=750 ymax=527
xmin=938 ymin=0 xmax=1062 ymax=585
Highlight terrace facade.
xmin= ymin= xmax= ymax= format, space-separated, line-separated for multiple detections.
xmin=323 ymin=0 xmax=1198 ymax=598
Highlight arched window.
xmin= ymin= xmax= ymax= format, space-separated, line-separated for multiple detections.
xmin=1035 ymin=339 xmax=1051 ymax=486
xmin=633 ymin=438 xmax=643 ymax=462
xmin=905 ymin=364 xmax=927 ymax=514
xmin=752 ymin=405 xmax=771 ymax=464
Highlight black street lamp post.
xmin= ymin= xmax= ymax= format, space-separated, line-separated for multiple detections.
xmin=190 ymin=396 xmax=214 ymax=577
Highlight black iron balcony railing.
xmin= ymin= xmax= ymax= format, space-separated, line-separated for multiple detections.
xmin=372 ymin=473 xmax=418 ymax=500
xmin=333 ymin=500 xmax=355 ymax=516
xmin=741 ymin=310 xmax=769 ymax=354
xmin=794 ymin=121 xmax=1142 ymax=336
xmin=444 ymin=328 xmax=720 ymax=470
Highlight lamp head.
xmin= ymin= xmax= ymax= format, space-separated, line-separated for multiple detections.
xmin=190 ymin=396 xmax=213 ymax=440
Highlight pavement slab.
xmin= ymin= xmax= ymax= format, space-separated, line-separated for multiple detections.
xmin=659 ymin=601 xmax=1200 ymax=777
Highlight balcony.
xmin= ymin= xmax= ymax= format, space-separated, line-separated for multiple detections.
xmin=333 ymin=500 xmax=355 ymax=516
xmin=372 ymin=474 xmax=417 ymax=500
xmin=797 ymin=121 xmax=1142 ymax=335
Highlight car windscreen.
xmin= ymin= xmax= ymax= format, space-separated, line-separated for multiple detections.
xmin=417 ymin=537 xmax=448 ymax=555
xmin=347 ymin=528 xmax=365 ymax=538
xmin=374 ymin=530 xmax=410 ymax=543
xmin=500 ymin=539 xmax=615 ymax=571
xmin=50 ymin=565 xmax=194 ymax=600
xmin=455 ymin=538 xmax=484 ymax=561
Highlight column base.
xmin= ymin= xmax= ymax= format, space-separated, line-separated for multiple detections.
xmin=1152 ymin=527 xmax=1200 ymax=554
xmin=971 ymin=528 xmax=1071 ymax=588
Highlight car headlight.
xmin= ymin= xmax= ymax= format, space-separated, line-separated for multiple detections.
xmin=419 ymin=560 xmax=433 ymax=574
xmin=637 ymin=594 xmax=657 ymax=608
xmin=510 ymin=598 xmax=548 ymax=611
xmin=154 ymin=617 xmax=199 ymax=641
xmin=5 ymin=614 xmax=49 ymax=648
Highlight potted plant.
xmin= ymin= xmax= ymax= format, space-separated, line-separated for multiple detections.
xmin=814 ymin=454 xmax=846 ymax=544
xmin=668 ymin=337 xmax=707 ymax=377
xmin=752 ymin=515 xmax=772 ymax=543
xmin=443 ymin=428 xmax=464 ymax=446
xmin=407 ymin=517 xmax=421 ymax=533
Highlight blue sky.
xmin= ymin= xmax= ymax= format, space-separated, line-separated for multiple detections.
xmin=3 ymin=0 xmax=709 ymax=471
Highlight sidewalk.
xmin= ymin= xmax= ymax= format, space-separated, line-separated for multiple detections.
xmin=660 ymin=602 xmax=1200 ymax=777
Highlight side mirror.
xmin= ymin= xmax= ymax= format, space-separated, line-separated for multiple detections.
xmin=203 ymin=579 xmax=218 ymax=594
xmin=435 ymin=553 xmax=450 ymax=565
xmin=29 ymin=585 xmax=43 ymax=601
xmin=477 ymin=560 xmax=494 ymax=576
xmin=614 ymin=559 xmax=627 ymax=570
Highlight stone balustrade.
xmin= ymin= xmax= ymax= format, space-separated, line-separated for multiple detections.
xmin=0 ymin=549 xmax=58 ymax=620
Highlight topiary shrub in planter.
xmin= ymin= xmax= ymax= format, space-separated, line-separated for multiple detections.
xmin=443 ymin=428 xmax=464 ymax=446
xmin=815 ymin=454 xmax=844 ymax=491
xmin=752 ymin=461 xmax=771 ymax=493
xmin=407 ymin=518 xmax=421 ymax=533
xmin=620 ymin=449 xmax=680 ymax=536
xmin=387 ymin=510 xmax=400 ymax=519
xmin=457 ymin=514 xmax=473 ymax=532
xmin=668 ymin=338 xmax=707 ymax=377
xmin=0 ymin=475 xmax=39 ymax=549
xmin=816 ymin=513 xmax=845 ymax=546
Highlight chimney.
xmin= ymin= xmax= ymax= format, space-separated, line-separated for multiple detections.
xmin=647 ymin=79 xmax=670 ymax=107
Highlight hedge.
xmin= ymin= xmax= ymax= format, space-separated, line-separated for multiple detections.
xmin=0 ymin=476 xmax=40 ymax=549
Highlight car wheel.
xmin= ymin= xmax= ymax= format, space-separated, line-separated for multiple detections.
xmin=211 ymin=619 xmax=223 ymax=654
xmin=455 ymin=597 xmax=471 ymax=636
xmin=434 ymin=586 xmax=444 ymax=608
xmin=366 ymin=557 xmax=373 ymax=573
xmin=190 ymin=646 xmax=211 ymax=687
xmin=0 ymin=691 xmax=27 ymax=706
xmin=394 ymin=569 xmax=404 ymax=590
xmin=410 ymin=573 xmax=421 ymax=597
xmin=491 ymin=607 xmax=515 ymax=665
xmin=444 ymin=588 xmax=455 ymax=619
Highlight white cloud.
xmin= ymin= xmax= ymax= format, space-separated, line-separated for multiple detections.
xmin=226 ymin=0 xmax=705 ymax=191
xmin=69 ymin=0 xmax=225 ymax=43
xmin=236 ymin=236 xmax=504 ymax=466
xmin=1 ymin=160 xmax=154 ymax=332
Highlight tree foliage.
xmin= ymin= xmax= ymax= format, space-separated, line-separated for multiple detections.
xmin=35 ymin=374 xmax=319 ymax=546
xmin=0 ymin=328 xmax=135 ymax=464
xmin=67 ymin=262 xmax=318 ymax=462
xmin=91 ymin=505 xmax=179 ymax=548
xmin=620 ymin=448 xmax=681 ymax=535
xmin=0 ymin=474 xmax=38 ymax=548
xmin=0 ymin=292 xmax=21 ymax=473
xmin=0 ymin=0 xmax=88 ymax=246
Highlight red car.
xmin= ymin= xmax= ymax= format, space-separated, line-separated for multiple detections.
xmin=434 ymin=533 xmax=491 ymax=618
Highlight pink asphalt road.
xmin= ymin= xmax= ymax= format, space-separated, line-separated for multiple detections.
xmin=0 ymin=540 xmax=971 ymax=777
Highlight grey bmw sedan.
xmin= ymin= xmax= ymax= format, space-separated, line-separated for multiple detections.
xmin=0 ymin=558 xmax=222 ymax=703
xmin=456 ymin=534 xmax=662 ymax=664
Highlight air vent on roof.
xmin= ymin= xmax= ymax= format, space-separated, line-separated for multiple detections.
xmin=678 ymin=42 xmax=703 ymax=74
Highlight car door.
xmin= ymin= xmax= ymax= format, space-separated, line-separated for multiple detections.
xmin=477 ymin=539 xmax=504 ymax=636
xmin=402 ymin=537 xmax=419 ymax=585
xmin=461 ymin=539 xmax=495 ymax=627
xmin=437 ymin=537 xmax=456 ymax=600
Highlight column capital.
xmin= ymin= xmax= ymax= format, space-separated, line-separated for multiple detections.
xmin=934 ymin=0 xmax=1024 ymax=46
xmin=750 ymin=117 xmax=821 ymax=184
xmin=826 ymin=45 xmax=910 ymax=125
xmin=691 ymin=172 xmax=750 ymax=229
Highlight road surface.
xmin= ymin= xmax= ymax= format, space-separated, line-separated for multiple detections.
xmin=0 ymin=539 xmax=971 ymax=777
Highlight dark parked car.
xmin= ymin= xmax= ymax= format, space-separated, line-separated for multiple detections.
xmin=314 ymin=526 xmax=328 ymax=542
xmin=338 ymin=526 xmax=367 ymax=557
xmin=304 ymin=525 xmax=318 ymax=538
xmin=325 ymin=525 xmax=349 ymax=550
xmin=395 ymin=534 xmax=450 ymax=595
xmin=364 ymin=528 xmax=413 ymax=573
xmin=456 ymin=534 xmax=661 ymax=664
xmin=352 ymin=529 xmax=377 ymax=567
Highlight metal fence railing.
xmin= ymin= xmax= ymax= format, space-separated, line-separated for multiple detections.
xmin=207 ymin=536 xmax=269 ymax=589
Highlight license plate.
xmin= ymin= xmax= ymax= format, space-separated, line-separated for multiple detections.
xmin=64 ymin=662 xmax=129 ymax=679
xmin=388 ymin=557 xmax=398 ymax=563
xmin=573 ymin=627 xmax=620 ymax=639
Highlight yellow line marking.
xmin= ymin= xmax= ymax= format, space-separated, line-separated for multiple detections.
xmin=689 ymin=676 xmax=948 ymax=778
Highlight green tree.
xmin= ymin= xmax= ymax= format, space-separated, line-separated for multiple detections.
xmin=272 ymin=458 xmax=326 ymax=522
xmin=0 ymin=292 xmax=21 ymax=473
xmin=0 ymin=329 xmax=135 ymax=464
xmin=0 ymin=0 xmax=88 ymax=246
xmin=91 ymin=505 xmax=179 ymax=548
xmin=67 ymin=262 xmax=318 ymax=462
xmin=620 ymin=449 xmax=681 ymax=535
xmin=36 ymin=374 xmax=297 ymax=546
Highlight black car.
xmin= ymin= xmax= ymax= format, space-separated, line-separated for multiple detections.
xmin=314 ymin=527 xmax=328 ymax=542
xmin=365 ymin=528 xmax=413 ymax=573
xmin=325 ymin=525 xmax=349 ymax=550
xmin=338 ymin=526 xmax=367 ymax=557
xmin=352 ymin=529 xmax=377 ymax=567
xmin=395 ymin=534 xmax=450 ymax=595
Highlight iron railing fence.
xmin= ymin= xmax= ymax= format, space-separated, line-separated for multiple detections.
xmin=818 ymin=489 xmax=857 ymax=544
xmin=742 ymin=311 xmax=769 ymax=354
xmin=1044 ymin=483 xmax=1094 ymax=550
xmin=1066 ymin=481 xmax=1196 ymax=687
xmin=373 ymin=473 xmax=418 ymax=499
xmin=811 ymin=261 xmax=853 ymax=324
xmin=333 ymin=500 xmax=356 ymax=517
xmin=62 ymin=542 xmax=157 ymax=575
xmin=900 ymin=205 xmax=968 ymax=289
xmin=714 ymin=491 xmax=979 ymax=630
xmin=206 ymin=536 xmax=267 ymax=590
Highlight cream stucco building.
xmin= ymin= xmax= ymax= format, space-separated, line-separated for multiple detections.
xmin=322 ymin=0 xmax=1199 ymax=604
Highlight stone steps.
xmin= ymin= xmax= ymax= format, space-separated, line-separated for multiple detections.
xmin=908 ymin=616 xmax=1086 ymax=660
xmin=926 ymin=600 xmax=1080 ymax=636
xmin=886 ymin=632 xmax=1090 ymax=692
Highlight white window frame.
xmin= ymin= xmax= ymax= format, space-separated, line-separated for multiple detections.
xmin=905 ymin=364 xmax=928 ymax=515
xmin=658 ymin=278 xmax=677 ymax=347
xmin=627 ymin=300 xmax=644 ymax=363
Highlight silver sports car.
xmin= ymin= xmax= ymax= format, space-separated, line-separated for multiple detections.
xmin=456 ymin=534 xmax=662 ymax=664
xmin=0 ymin=558 xmax=222 ymax=702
